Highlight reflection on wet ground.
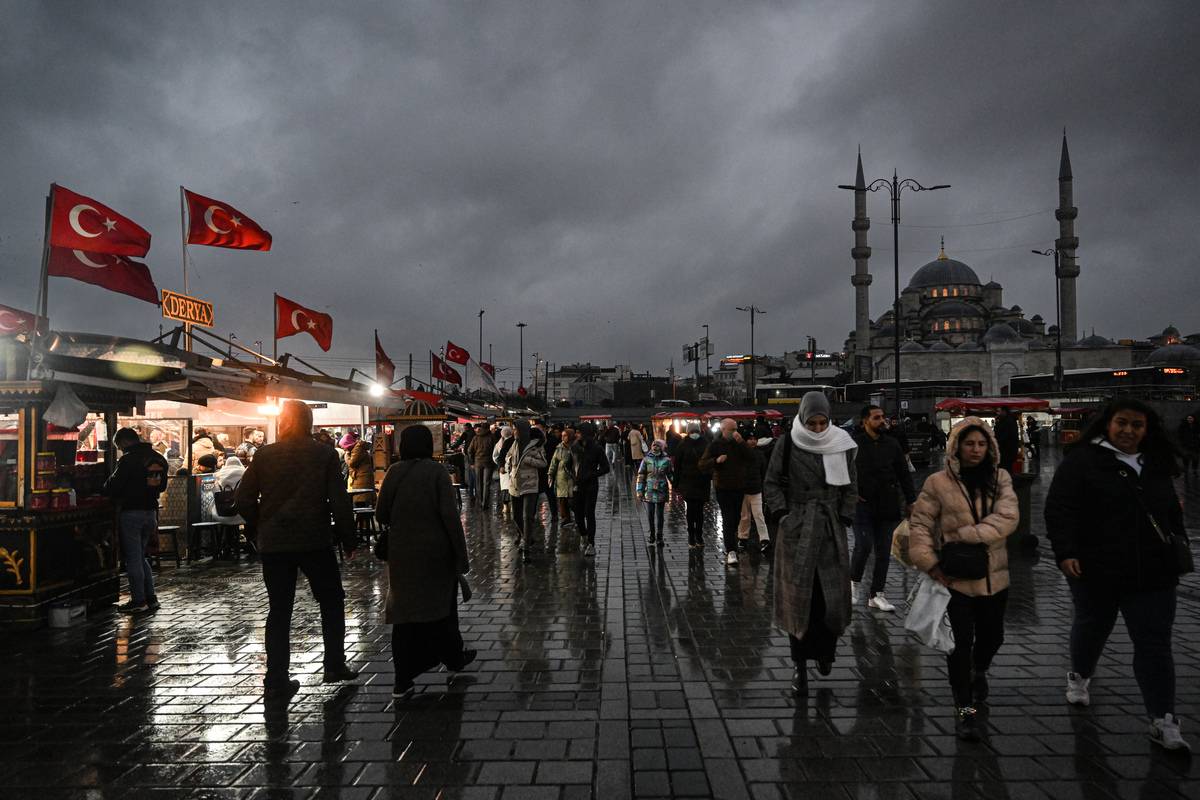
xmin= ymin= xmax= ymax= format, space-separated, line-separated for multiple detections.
xmin=2 ymin=447 xmax=1197 ymax=798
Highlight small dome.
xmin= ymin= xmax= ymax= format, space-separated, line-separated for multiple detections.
xmin=1011 ymin=304 xmax=1023 ymax=313
xmin=1146 ymin=344 xmax=1200 ymax=365
xmin=929 ymin=340 xmax=955 ymax=351
xmin=984 ymin=280 xmax=1002 ymax=289
xmin=1077 ymin=334 xmax=1113 ymax=348
xmin=982 ymin=322 xmax=1022 ymax=344
xmin=924 ymin=300 xmax=984 ymax=319
xmin=899 ymin=340 xmax=926 ymax=352
xmin=1163 ymin=325 xmax=1181 ymax=338
xmin=1031 ymin=314 xmax=1043 ymax=322
xmin=1012 ymin=319 xmax=1041 ymax=335
xmin=957 ymin=340 xmax=983 ymax=351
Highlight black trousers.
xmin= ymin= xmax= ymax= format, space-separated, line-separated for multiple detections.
xmin=260 ymin=548 xmax=347 ymax=684
xmin=715 ymin=489 xmax=744 ymax=552
xmin=574 ymin=480 xmax=600 ymax=543
xmin=1069 ymin=580 xmax=1176 ymax=717
xmin=512 ymin=493 xmax=539 ymax=543
xmin=789 ymin=579 xmax=837 ymax=665
xmin=945 ymin=588 xmax=1008 ymax=708
xmin=684 ymin=498 xmax=705 ymax=544
xmin=392 ymin=598 xmax=467 ymax=685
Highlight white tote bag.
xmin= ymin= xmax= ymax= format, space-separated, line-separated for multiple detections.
xmin=903 ymin=574 xmax=955 ymax=654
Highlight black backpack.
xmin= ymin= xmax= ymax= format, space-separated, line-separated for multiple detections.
xmin=213 ymin=480 xmax=240 ymax=516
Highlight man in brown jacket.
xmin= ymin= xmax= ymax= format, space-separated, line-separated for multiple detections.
xmin=235 ymin=400 xmax=359 ymax=700
xmin=467 ymin=423 xmax=496 ymax=509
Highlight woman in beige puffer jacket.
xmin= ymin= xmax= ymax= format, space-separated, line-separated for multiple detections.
xmin=908 ymin=416 xmax=1018 ymax=740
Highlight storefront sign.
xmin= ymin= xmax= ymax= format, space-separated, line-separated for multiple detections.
xmin=160 ymin=290 xmax=214 ymax=328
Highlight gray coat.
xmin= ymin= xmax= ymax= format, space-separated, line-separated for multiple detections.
xmin=763 ymin=440 xmax=857 ymax=641
xmin=375 ymin=459 xmax=469 ymax=624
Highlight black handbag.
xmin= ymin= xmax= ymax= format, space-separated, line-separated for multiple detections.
xmin=939 ymin=541 xmax=990 ymax=580
xmin=1124 ymin=469 xmax=1194 ymax=576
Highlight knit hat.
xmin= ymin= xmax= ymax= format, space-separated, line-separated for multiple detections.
xmin=339 ymin=431 xmax=359 ymax=449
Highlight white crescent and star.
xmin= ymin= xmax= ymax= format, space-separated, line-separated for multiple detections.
xmin=68 ymin=204 xmax=104 ymax=238
xmin=290 ymin=309 xmax=319 ymax=331
xmin=0 ymin=309 xmax=23 ymax=332
xmin=71 ymin=250 xmax=115 ymax=269
xmin=204 ymin=205 xmax=244 ymax=235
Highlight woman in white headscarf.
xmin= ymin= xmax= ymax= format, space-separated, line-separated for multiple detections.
xmin=763 ymin=391 xmax=858 ymax=697
xmin=213 ymin=455 xmax=246 ymax=557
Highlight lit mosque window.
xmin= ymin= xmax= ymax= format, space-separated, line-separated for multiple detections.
xmin=930 ymin=289 xmax=937 ymax=298
xmin=952 ymin=287 xmax=958 ymax=297
xmin=955 ymin=320 xmax=961 ymax=330
xmin=943 ymin=321 xmax=951 ymax=331
xmin=942 ymin=288 xmax=949 ymax=297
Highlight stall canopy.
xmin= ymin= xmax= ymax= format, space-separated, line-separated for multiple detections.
xmin=579 ymin=414 xmax=612 ymax=421
xmin=700 ymin=409 xmax=784 ymax=420
xmin=934 ymin=397 xmax=1050 ymax=414
xmin=651 ymin=411 xmax=701 ymax=420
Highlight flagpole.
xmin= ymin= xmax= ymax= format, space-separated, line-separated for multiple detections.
xmin=29 ymin=188 xmax=53 ymax=380
xmin=273 ymin=293 xmax=278 ymax=362
xmin=179 ymin=186 xmax=191 ymax=352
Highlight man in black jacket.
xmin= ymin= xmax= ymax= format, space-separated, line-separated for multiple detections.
xmin=103 ymin=428 xmax=170 ymax=613
xmin=235 ymin=400 xmax=358 ymax=700
xmin=850 ymin=405 xmax=916 ymax=612
xmin=736 ymin=434 xmax=771 ymax=555
xmin=699 ymin=418 xmax=751 ymax=566
xmin=571 ymin=423 xmax=609 ymax=556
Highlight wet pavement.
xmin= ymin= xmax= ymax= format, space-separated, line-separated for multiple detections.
xmin=3 ymin=448 xmax=1199 ymax=799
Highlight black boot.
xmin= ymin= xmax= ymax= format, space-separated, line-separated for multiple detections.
xmin=955 ymin=707 xmax=980 ymax=741
xmin=791 ymin=665 xmax=808 ymax=697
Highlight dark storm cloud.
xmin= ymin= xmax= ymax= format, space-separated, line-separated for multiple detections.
xmin=2 ymin=0 xmax=1198 ymax=383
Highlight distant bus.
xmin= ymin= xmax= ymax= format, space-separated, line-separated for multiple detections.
xmin=1009 ymin=365 xmax=1196 ymax=401
xmin=756 ymin=384 xmax=843 ymax=405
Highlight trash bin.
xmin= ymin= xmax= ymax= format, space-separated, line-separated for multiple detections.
xmin=1010 ymin=472 xmax=1038 ymax=550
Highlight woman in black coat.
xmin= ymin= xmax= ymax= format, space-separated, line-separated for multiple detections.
xmin=1045 ymin=398 xmax=1191 ymax=752
xmin=672 ymin=423 xmax=712 ymax=548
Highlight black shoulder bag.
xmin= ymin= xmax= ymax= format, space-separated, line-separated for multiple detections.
xmin=938 ymin=478 xmax=992 ymax=581
xmin=1124 ymin=469 xmax=1194 ymax=576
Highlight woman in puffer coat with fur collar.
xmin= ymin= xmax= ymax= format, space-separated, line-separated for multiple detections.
xmin=908 ymin=417 xmax=1019 ymax=742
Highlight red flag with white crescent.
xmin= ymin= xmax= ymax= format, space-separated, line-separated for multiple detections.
xmin=0 ymin=303 xmax=47 ymax=337
xmin=47 ymin=247 xmax=159 ymax=304
xmin=48 ymin=184 xmax=151 ymax=256
xmin=445 ymin=340 xmax=470 ymax=365
xmin=183 ymin=188 xmax=272 ymax=251
xmin=375 ymin=332 xmax=395 ymax=386
xmin=274 ymin=294 xmax=333 ymax=351
xmin=480 ymin=361 xmax=495 ymax=378
xmin=431 ymin=352 xmax=462 ymax=385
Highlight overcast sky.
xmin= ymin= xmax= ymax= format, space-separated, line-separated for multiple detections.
xmin=2 ymin=1 xmax=1198 ymax=384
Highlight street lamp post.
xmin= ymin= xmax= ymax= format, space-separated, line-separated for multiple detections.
xmin=735 ymin=305 xmax=765 ymax=404
xmin=478 ymin=309 xmax=484 ymax=366
xmin=1032 ymin=248 xmax=1065 ymax=393
xmin=531 ymin=352 xmax=539 ymax=402
xmin=839 ymin=170 xmax=949 ymax=416
xmin=516 ymin=322 xmax=527 ymax=390
xmin=702 ymin=324 xmax=710 ymax=390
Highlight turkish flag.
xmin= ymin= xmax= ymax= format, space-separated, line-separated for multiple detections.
xmin=47 ymin=247 xmax=159 ymax=304
xmin=431 ymin=352 xmax=462 ymax=385
xmin=0 ymin=303 xmax=47 ymax=337
xmin=480 ymin=361 xmax=495 ymax=377
xmin=183 ymin=188 xmax=272 ymax=251
xmin=445 ymin=340 xmax=470 ymax=365
xmin=48 ymin=184 xmax=151 ymax=257
xmin=375 ymin=332 xmax=395 ymax=386
xmin=275 ymin=294 xmax=333 ymax=351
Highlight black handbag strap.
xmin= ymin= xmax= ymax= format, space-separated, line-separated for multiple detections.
xmin=1115 ymin=465 xmax=1170 ymax=544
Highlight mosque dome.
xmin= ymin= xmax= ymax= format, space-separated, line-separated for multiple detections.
xmin=1012 ymin=318 xmax=1042 ymax=335
xmin=981 ymin=322 xmax=1022 ymax=345
xmin=928 ymin=340 xmax=955 ymax=351
xmin=1163 ymin=325 xmax=1181 ymax=339
xmin=907 ymin=247 xmax=981 ymax=291
xmin=1146 ymin=344 xmax=1200 ymax=365
xmin=984 ymin=280 xmax=1002 ymax=290
xmin=1077 ymin=334 xmax=1113 ymax=348
xmin=899 ymin=340 xmax=926 ymax=352
xmin=957 ymin=341 xmax=983 ymax=351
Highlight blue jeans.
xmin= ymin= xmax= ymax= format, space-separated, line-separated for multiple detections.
xmin=850 ymin=503 xmax=899 ymax=595
xmin=465 ymin=464 xmax=477 ymax=500
xmin=1069 ymin=580 xmax=1176 ymax=717
xmin=119 ymin=509 xmax=158 ymax=605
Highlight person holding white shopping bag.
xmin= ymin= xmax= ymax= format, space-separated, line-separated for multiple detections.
xmin=907 ymin=417 xmax=1018 ymax=742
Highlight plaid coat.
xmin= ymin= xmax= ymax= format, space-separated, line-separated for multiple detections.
xmin=763 ymin=440 xmax=858 ymax=641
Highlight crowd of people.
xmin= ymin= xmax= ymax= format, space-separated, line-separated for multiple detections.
xmin=100 ymin=394 xmax=1193 ymax=753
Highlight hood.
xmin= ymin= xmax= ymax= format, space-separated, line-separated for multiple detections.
xmin=944 ymin=416 xmax=1001 ymax=477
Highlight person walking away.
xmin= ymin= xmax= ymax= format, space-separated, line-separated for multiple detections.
xmin=1045 ymin=398 xmax=1191 ymax=752
xmin=673 ymin=423 xmax=711 ymax=548
xmin=908 ymin=418 xmax=1019 ymax=741
xmin=699 ymin=418 xmax=751 ymax=566
xmin=602 ymin=422 xmax=622 ymax=471
xmin=452 ymin=424 xmax=477 ymax=501
xmin=665 ymin=427 xmax=682 ymax=458
xmin=736 ymin=433 xmax=771 ymax=555
xmin=628 ymin=424 xmax=646 ymax=482
xmin=235 ymin=400 xmax=359 ymax=700
xmin=1176 ymin=413 xmax=1199 ymax=474
xmin=763 ymin=391 xmax=858 ymax=696
xmin=1025 ymin=416 xmax=1041 ymax=460
xmin=548 ymin=428 xmax=577 ymax=527
xmin=213 ymin=455 xmax=247 ymax=559
xmin=850 ymin=405 xmax=917 ymax=611
xmin=541 ymin=424 xmax=560 ymax=523
xmin=506 ymin=420 xmax=548 ymax=562
xmin=375 ymin=424 xmax=474 ymax=698
xmin=103 ymin=427 xmax=170 ymax=613
xmin=468 ymin=423 xmax=496 ymax=509
xmin=993 ymin=406 xmax=1020 ymax=474
xmin=572 ymin=422 xmax=609 ymax=556
xmin=637 ymin=439 xmax=674 ymax=546
xmin=494 ymin=425 xmax=515 ymax=518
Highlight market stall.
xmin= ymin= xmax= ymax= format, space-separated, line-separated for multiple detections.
xmin=651 ymin=410 xmax=701 ymax=441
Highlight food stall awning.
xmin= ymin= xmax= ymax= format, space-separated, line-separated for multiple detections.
xmin=934 ymin=397 xmax=1051 ymax=414
xmin=579 ymin=414 xmax=612 ymax=421
xmin=651 ymin=411 xmax=700 ymax=420
xmin=700 ymin=409 xmax=784 ymax=420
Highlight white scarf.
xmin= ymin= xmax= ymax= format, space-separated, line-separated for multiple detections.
xmin=1094 ymin=436 xmax=1143 ymax=475
xmin=791 ymin=416 xmax=857 ymax=486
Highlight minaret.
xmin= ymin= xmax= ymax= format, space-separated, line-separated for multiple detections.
xmin=850 ymin=150 xmax=873 ymax=380
xmin=1055 ymin=132 xmax=1080 ymax=343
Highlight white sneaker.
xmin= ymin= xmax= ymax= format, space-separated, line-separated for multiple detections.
xmin=867 ymin=593 xmax=895 ymax=612
xmin=725 ymin=550 xmax=739 ymax=566
xmin=1065 ymin=672 xmax=1090 ymax=706
xmin=850 ymin=581 xmax=862 ymax=605
xmin=1150 ymin=714 xmax=1191 ymax=752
